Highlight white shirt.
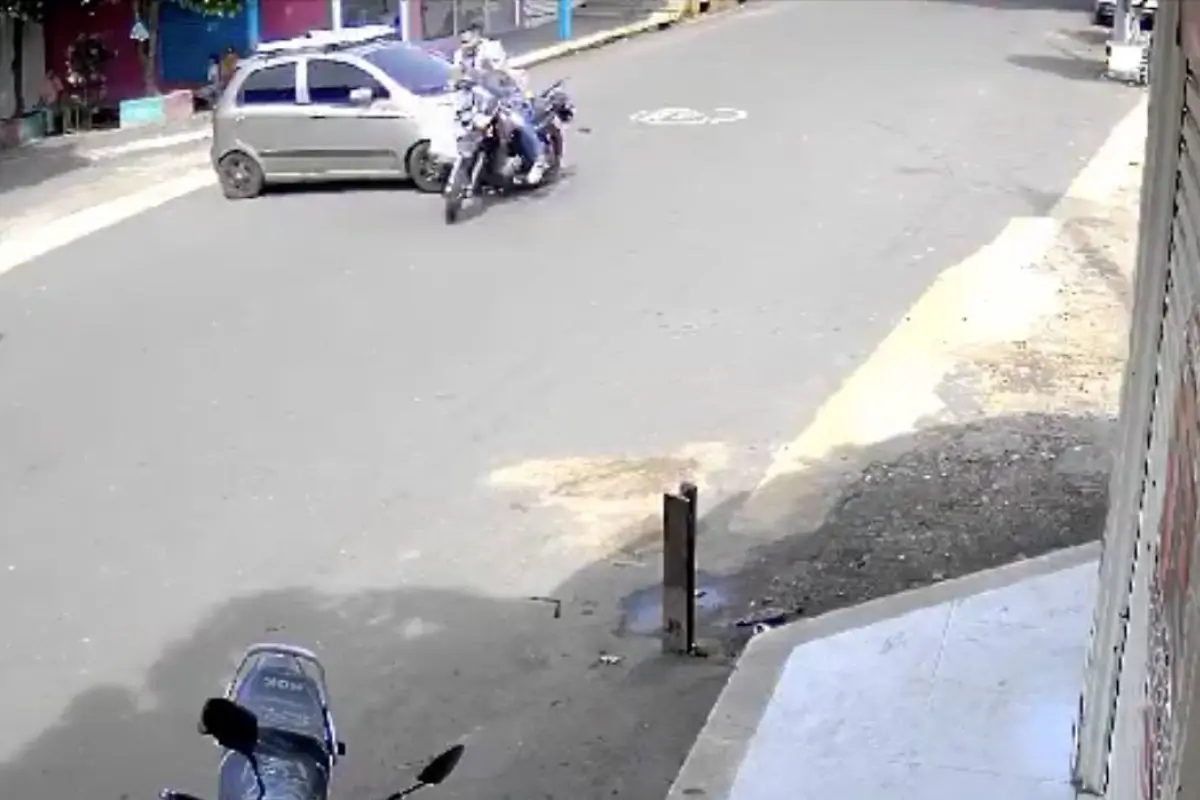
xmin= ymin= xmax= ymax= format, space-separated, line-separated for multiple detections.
xmin=453 ymin=39 xmax=532 ymax=96
xmin=452 ymin=38 xmax=509 ymax=71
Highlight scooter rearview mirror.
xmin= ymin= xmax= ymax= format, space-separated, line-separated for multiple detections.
xmin=199 ymin=697 xmax=259 ymax=757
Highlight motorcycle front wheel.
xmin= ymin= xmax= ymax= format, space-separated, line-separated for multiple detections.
xmin=444 ymin=156 xmax=470 ymax=225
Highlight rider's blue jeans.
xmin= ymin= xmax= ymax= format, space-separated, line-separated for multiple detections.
xmin=509 ymin=104 xmax=544 ymax=166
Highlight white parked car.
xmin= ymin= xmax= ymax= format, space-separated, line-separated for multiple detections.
xmin=1094 ymin=0 xmax=1158 ymax=28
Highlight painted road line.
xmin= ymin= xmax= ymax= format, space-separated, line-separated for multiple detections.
xmin=0 ymin=18 xmax=684 ymax=279
xmin=0 ymin=169 xmax=215 ymax=278
xmin=83 ymin=129 xmax=212 ymax=161
xmin=630 ymin=107 xmax=748 ymax=125
xmin=731 ymin=97 xmax=1150 ymax=537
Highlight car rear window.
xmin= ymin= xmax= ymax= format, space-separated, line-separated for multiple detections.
xmin=237 ymin=62 xmax=298 ymax=105
xmin=361 ymin=42 xmax=452 ymax=97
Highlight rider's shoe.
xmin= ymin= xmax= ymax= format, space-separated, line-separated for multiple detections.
xmin=525 ymin=156 xmax=548 ymax=186
xmin=502 ymin=155 xmax=522 ymax=178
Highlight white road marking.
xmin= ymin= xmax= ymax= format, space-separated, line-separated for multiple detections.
xmin=629 ymin=107 xmax=748 ymax=125
xmin=0 ymin=19 xmax=686 ymax=278
xmin=83 ymin=129 xmax=212 ymax=161
xmin=0 ymin=169 xmax=215 ymax=277
xmin=708 ymin=108 xmax=748 ymax=125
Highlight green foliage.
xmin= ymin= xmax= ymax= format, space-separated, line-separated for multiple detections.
xmin=0 ymin=0 xmax=44 ymax=23
xmin=173 ymin=0 xmax=244 ymax=16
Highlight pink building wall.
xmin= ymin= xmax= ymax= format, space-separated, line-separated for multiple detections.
xmin=260 ymin=0 xmax=331 ymax=40
xmin=42 ymin=0 xmax=340 ymax=106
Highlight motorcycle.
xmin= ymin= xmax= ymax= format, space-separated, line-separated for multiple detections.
xmin=442 ymin=77 xmax=575 ymax=225
xmin=159 ymin=643 xmax=465 ymax=800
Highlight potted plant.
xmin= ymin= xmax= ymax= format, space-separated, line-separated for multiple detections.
xmin=64 ymin=32 xmax=114 ymax=130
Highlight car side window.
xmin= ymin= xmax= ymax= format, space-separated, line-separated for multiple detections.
xmin=237 ymin=63 xmax=298 ymax=106
xmin=306 ymin=59 xmax=389 ymax=105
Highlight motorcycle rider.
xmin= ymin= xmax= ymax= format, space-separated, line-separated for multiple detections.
xmin=452 ymin=21 xmax=548 ymax=184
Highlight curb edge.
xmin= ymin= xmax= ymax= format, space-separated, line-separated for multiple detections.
xmin=509 ymin=12 xmax=683 ymax=69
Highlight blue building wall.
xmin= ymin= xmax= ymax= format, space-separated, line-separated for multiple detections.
xmin=158 ymin=2 xmax=251 ymax=83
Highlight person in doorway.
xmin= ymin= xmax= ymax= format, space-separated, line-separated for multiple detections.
xmin=452 ymin=21 xmax=548 ymax=184
xmin=35 ymin=69 xmax=64 ymax=136
xmin=195 ymin=54 xmax=222 ymax=109
xmin=207 ymin=54 xmax=220 ymax=88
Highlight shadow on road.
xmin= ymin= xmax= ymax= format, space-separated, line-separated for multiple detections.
xmin=267 ymin=179 xmax=419 ymax=197
xmin=0 ymin=409 xmax=1112 ymax=800
xmin=0 ymin=559 xmax=730 ymax=800
xmin=1008 ymin=52 xmax=1107 ymax=81
xmin=0 ymin=143 xmax=93 ymax=197
xmin=1057 ymin=25 xmax=1110 ymax=46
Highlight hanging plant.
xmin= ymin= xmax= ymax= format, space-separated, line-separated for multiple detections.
xmin=65 ymin=32 xmax=114 ymax=110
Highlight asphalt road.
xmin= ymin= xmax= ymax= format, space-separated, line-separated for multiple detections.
xmin=0 ymin=2 xmax=1140 ymax=799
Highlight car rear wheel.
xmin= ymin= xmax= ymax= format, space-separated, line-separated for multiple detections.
xmin=407 ymin=142 xmax=446 ymax=194
xmin=217 ymin=151 xmax=265 ymax=200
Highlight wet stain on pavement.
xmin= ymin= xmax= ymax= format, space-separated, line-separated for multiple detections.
xmin=617 ymin=572 xmax=734 ymax=637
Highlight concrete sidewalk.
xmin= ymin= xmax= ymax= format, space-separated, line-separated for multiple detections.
xmin=667 ymin=544 xmax=1099 ymax=800
xmin=0 ymin=6 xmax=683 ymax=181
xmin=0 ymin=2 xmax=679 ymax=168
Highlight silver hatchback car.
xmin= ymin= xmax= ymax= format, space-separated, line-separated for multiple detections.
xmin=212 ymin=29 xmax=459 ymax=200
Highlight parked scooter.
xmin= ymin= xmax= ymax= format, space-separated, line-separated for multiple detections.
xmin=159 ymin=643 xmax=465 ymax=800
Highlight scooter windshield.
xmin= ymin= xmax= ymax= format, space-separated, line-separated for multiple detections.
xmin=231 ymin=653 xmax=328 ymax=744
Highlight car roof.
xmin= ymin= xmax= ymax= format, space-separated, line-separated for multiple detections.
xmin=238 ymin=37 xmax=439 ymax=78
xmin=251 ymin=25 xmax=397 ymax=59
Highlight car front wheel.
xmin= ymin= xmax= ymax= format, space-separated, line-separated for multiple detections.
xmin=217 ymin=151 xmax=265 ymax=200
xmin=408 ymin=141 xmax=447 ymax=194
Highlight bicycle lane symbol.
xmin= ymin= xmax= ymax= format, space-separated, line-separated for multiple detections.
xmin=629 ymin=107 xmax=748 ymax=126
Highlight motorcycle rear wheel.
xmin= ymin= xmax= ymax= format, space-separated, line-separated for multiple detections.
xmin=444 ymin=154 xmax=477 ymax=225
xmin=543 ymin=127 xmax=564 ymax=182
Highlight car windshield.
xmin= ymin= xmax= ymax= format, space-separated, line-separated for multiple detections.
xmin=361 ymin=42 xmax=452 ymax=96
